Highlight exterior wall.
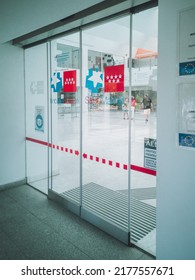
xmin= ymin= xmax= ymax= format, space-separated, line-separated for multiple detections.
xmin=0 ymin=43 xmax=25 ymax=186
xmin=157 ymin=0 xmax=195 ymax=259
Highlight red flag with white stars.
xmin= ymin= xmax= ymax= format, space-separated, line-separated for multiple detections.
xmin=104 ymin=65 xmax=124 ymax=92
xmin=63 ymin=70 xmax=76 ymax=92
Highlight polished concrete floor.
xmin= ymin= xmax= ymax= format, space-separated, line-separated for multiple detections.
xmin=0 ymin=184 xmax=155 ymax=260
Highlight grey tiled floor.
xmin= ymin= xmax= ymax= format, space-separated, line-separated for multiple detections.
xmin=0 ymin=184 xmax=155 ymax=260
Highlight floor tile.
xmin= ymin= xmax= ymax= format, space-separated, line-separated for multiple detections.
xmin=0 ymin=185 xmax=154 ymax=260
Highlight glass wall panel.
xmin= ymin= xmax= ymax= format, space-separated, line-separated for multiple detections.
xmin=130 ymin=7 xmax=158 ymax=256
xmin=50 ymin=33 xmax=81 ymax=204
xmin=82 ymin=16 xmax=130 ymax=236
xmin=25 ymin=43 xmax=49 ymax=194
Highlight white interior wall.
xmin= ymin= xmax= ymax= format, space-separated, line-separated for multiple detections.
xmin=157 ymin=0 xmax=195 ymax=259
xmin=0 ymin=43 xmax=25 ymax=185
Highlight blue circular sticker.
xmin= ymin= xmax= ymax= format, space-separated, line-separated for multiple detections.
xmin=36 ymin=114 xmax=43 ymax=129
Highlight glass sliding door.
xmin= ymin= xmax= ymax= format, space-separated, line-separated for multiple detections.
xmin=130 ymin=7 xmax=158 ymax=255
xmin=25 ymin=43 xmax=49 ymax=194
xmin=25 ymin=5 xmax=158 ymax=255
xmin=49 ymin=33 xmax=81 ymax=212
xmin=81 ymin=16 xmax=131 ymax=243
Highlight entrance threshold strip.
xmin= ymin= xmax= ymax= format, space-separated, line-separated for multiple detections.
xmin=63 ymin=183 xmax=156 ymax=243
xmin=26 ymin=136 xmax=156 ymax=176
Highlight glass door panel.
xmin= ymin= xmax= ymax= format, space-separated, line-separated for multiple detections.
xmin=82 ymin=16 xmax=130 ymax=242
xmin=25 ymin=43 xmax=49 ymax=194
xmin=130 ymin=7 xmax=158 ymax=255
xmin=50 ymin=33 xmax=81 ymax=205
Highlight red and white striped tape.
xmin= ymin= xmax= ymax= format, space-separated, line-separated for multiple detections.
xmin=26 ymin=137 xmax=156 ymax=176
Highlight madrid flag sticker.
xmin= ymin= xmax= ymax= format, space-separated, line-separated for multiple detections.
xmin=63 ymin=70 xmax=77 ymax=92
xmin=104 ymin=65 xmax=124 ymax=92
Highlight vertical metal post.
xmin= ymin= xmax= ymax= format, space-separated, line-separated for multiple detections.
xmin=79 ymin=28 xmax=83 ymax=213
xmin=128 ymin=13 xmax=133 ymax=237
xmin=47 ymin=41 xmax=52 ymax=191
xmin=46 ymin=42 xmax=49 ymax=192
xmin=23 ymin=48 xmax=27 ymax=183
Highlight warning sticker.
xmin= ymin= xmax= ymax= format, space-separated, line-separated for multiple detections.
xmin=144 ymin=138 xmax=157 ymax=170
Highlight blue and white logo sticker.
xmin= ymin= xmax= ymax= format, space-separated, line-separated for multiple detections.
xmin=85 ymin=68 xmax=103 ymax=93
xmin=35 ymin=106 xmax=44 ymax=132
xmin=51 ymin=72 xmax=62 ymax=92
